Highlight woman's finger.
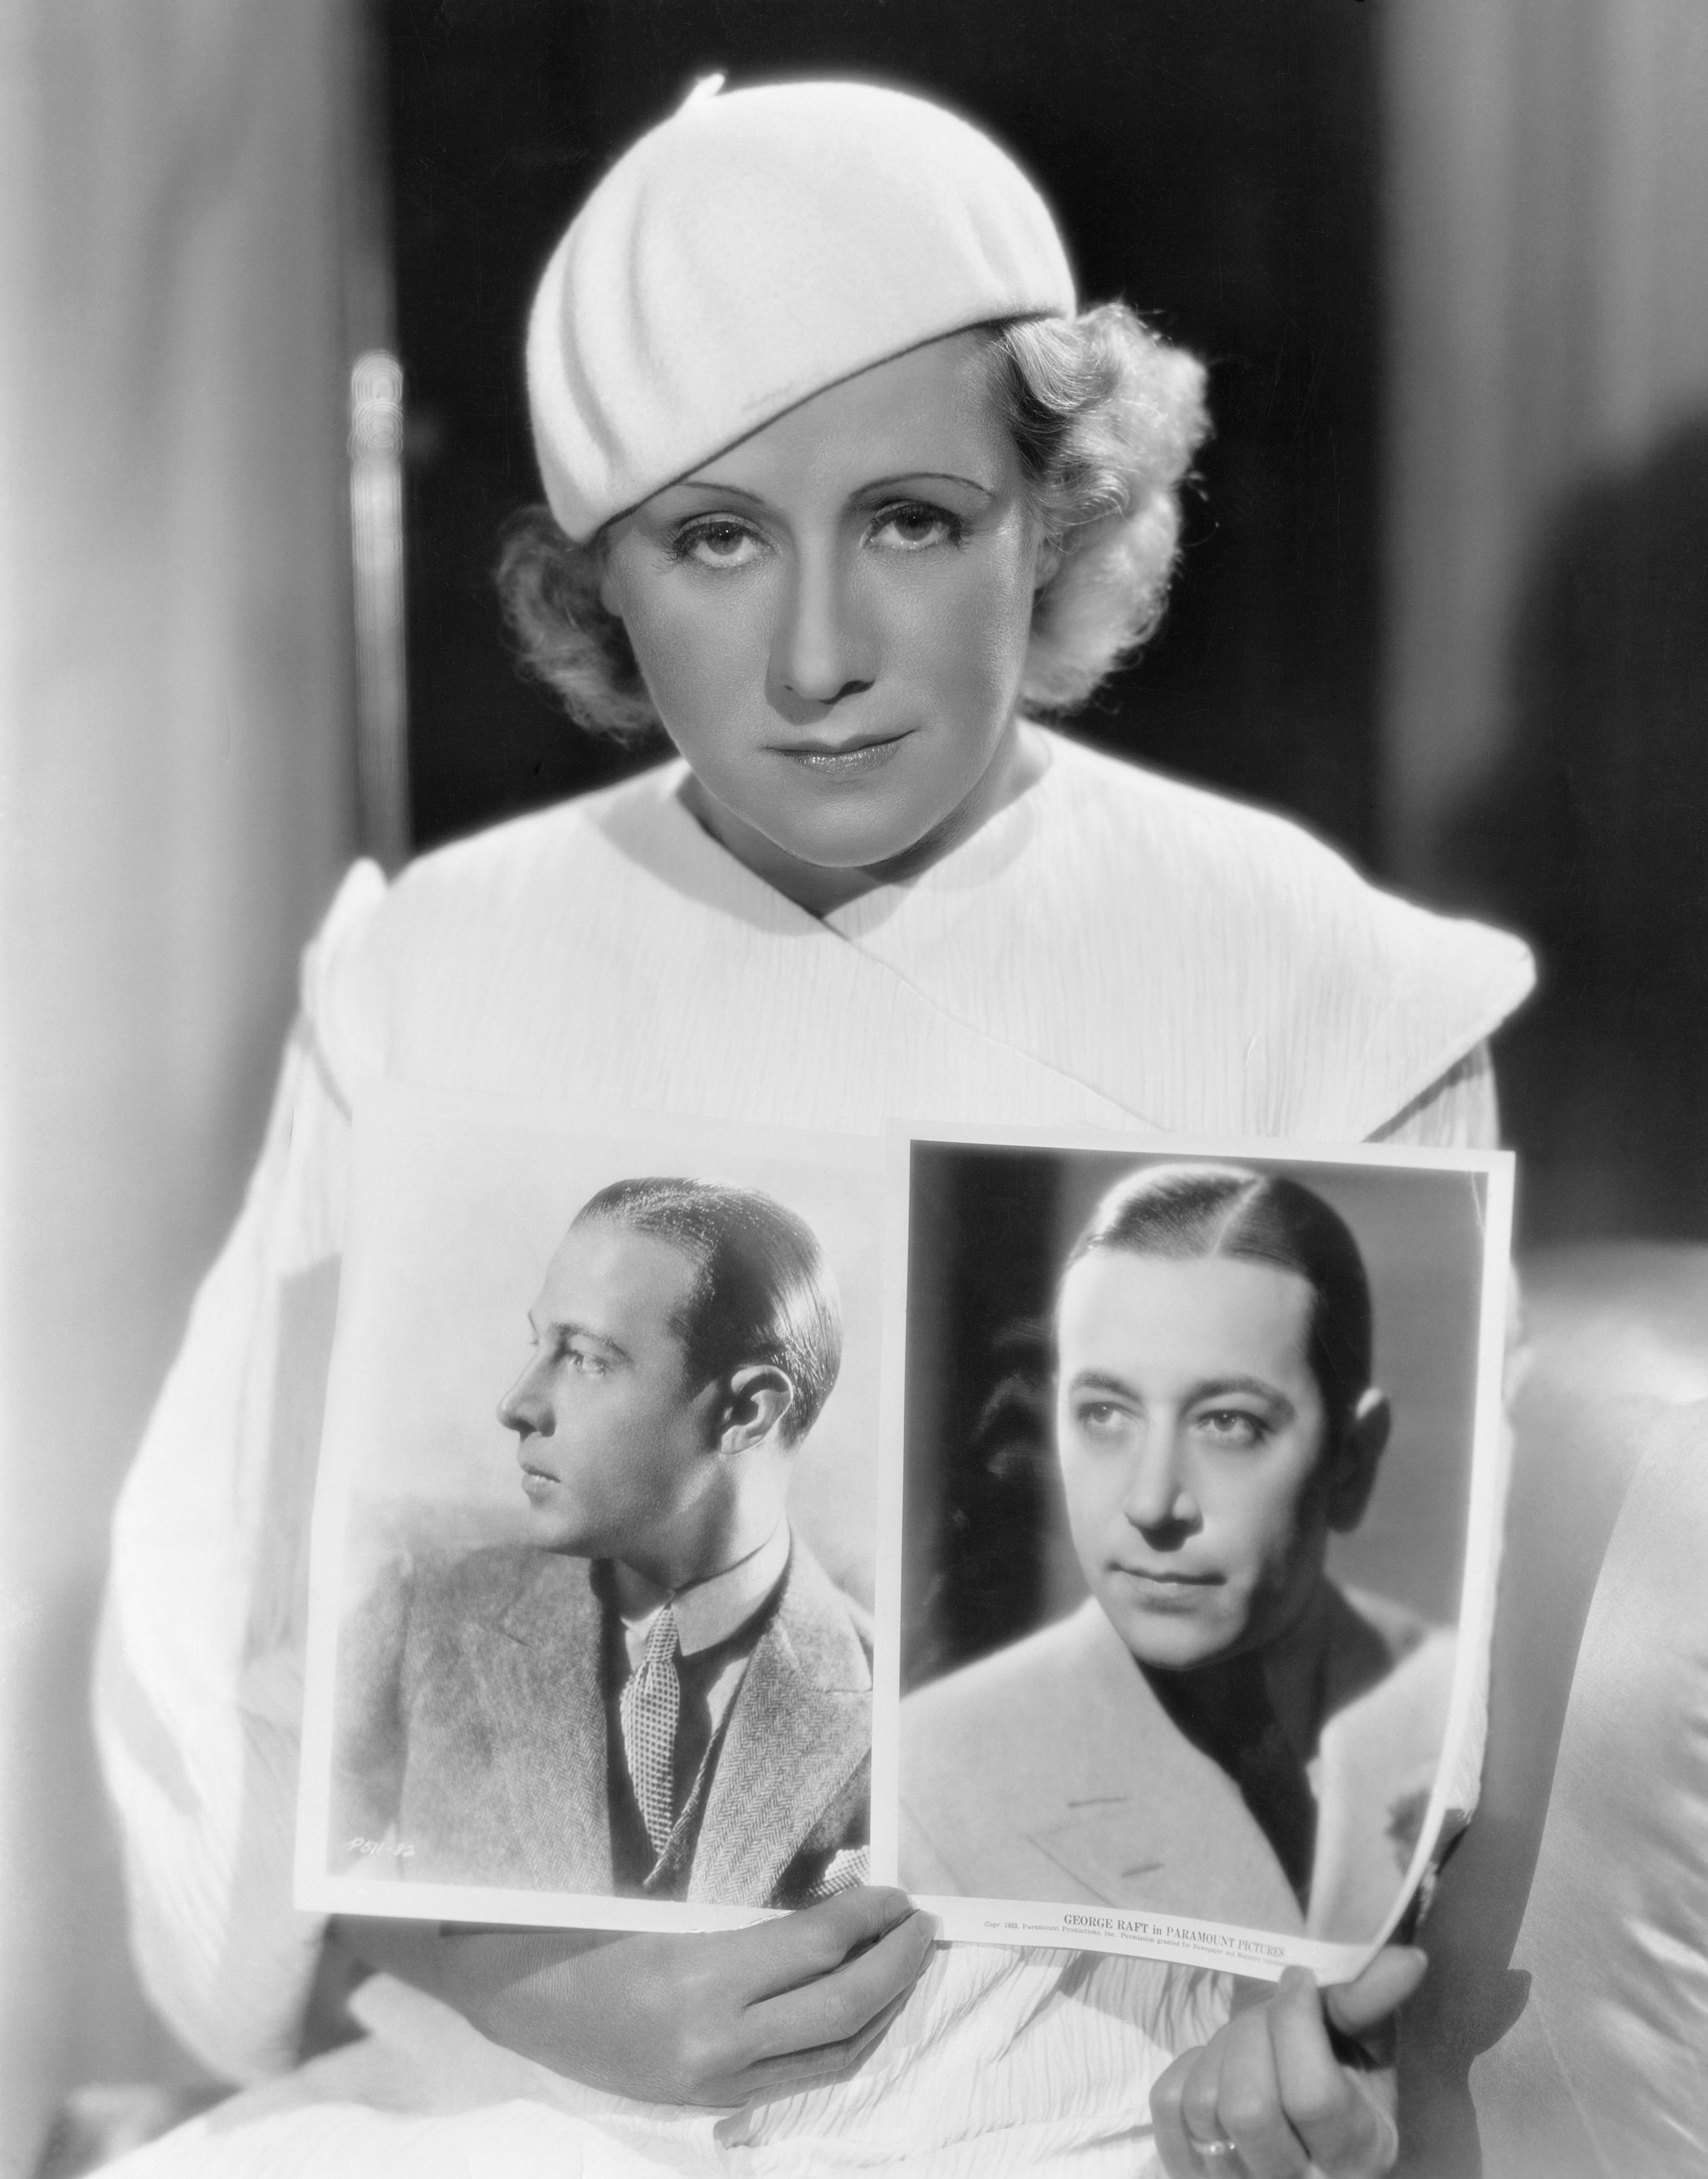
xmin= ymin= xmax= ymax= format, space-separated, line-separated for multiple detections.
xmin=738 ymin=1906 xmax=936 ymax=2063
xmin=1174 ymin=2031 xmax=1235 ymax=2149
xmin=1159 ymin=2027 xmax=1289 ymax=2178
xmin=1266 ymin=1967 xmax=1393 ymax=2177
xmin=1321 ymin=1946 xmax=1427 ymax=2043
xmin=719 ymin=1887 xmax=919 ymax=2004
xmin=1149 ymin=2043 xmax=1221 ymax=2179
xmin=1213 ymin=2003 xmax=1309 ymax=2179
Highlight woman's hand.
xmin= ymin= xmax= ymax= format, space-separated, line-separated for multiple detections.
xmin=1150 ymin=1945 xmax=1427 ymax=2177
xmin=334 ymin=1886 xmax=935 ymax=2107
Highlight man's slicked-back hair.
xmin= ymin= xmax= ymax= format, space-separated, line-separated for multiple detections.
xmin=1064 ymin=1162 xmax=1375 ymax=1437
xmin=573 ymin=1177 xmax=841 ymax=1447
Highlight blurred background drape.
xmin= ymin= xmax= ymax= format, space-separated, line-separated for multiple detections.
xmin=1 ymin=0 xmax=1706 ymax=2171
xmin=0 ymin=1 xmax=358 ymax=2169
xmin=1385 ymin=0 xmax=1708 ymax=1238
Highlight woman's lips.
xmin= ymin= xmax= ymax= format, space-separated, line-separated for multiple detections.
xmin=773 ymin=732 xmax=909 ymax=775
xmin=518 ymin=1463 xmax=559 ymax=1497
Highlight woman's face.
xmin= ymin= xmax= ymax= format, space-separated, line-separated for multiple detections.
xmin=597 ymin=331 xmax=1048 ymax=910
xmin=1055 ymin=1251 xmax=1342 ymax=1675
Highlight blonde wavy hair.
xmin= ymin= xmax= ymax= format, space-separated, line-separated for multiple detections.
xmin=497 ymin=302 xmax=1209 ymax=740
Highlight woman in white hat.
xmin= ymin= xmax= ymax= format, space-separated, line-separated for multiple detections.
xmin=98 ymin=76 xmax=1530 ymax=2177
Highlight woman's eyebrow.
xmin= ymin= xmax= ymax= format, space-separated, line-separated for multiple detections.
xmin=668 ymin=471 xmax=997 ymax=504
xmin=667 ymin=479 xmax=767 ymax=505
xmin=858 ymin=470 xmax=996 ymax=498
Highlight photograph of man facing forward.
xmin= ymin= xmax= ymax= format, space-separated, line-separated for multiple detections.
xmin=332 ymin=1177 xmax=872 ymax=1910
xmin=900 ymin=1161 xmax=1456 ymax=1945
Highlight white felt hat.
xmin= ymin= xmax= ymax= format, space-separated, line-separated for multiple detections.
xmin=526 ymin=76 xmax=1077 ymax=541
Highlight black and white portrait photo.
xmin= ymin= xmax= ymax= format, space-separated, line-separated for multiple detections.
xmin=296 ymin=1091 xmax=883 ymax=1930
xmin=13 ymin=2 xmax=1708 ymax=2172
xmin=886 ymin=1133 xmax=1512 ymax=1977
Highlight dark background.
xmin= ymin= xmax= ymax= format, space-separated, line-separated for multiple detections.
xmin=384 ymin=0 xmax=1384 ymax=861
xmin=1441 ymin=421 xmax=1708 ymax=1243
xmin=901 ymin=1143 xmax=1488 ymax=1687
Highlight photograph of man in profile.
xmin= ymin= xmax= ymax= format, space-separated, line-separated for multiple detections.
xmin=331 ymin=1177 xmax=873 ymax=1911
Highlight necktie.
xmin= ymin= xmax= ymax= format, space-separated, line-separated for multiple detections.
xmin=1145 ymin=1655 xmax=1319 ymax=1907
xmin=1219 ymin=1658 xmax=1318 ymax=1907
xmin=620 ymin=1602 xmax=681 ymax=1859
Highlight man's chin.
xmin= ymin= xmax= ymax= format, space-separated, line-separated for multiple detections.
xmin=1099 ymin=1597 xmax=1242 ymax=1675
xmin=520 ymin=1504 xmax=596 ymax=1557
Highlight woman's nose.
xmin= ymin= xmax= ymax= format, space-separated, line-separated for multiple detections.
xmin=1121 ymin=1428 xmax=1199 ymax=1537
xmin=496 ymin=1359 xmax=552 ymax=1439
xmin=770 ymin=545 xmax=873 ymax=709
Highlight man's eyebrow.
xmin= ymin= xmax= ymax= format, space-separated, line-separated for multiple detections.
xmin=527 ymin=1311 xmax=632 ymax=1364
xmin=1065 ymin=1369 xmax=1293 ymax=1412
xmin=1067 ymin=1369 xmax=1143 ymax=1402
xmin=1188 ymin=1374 xmax=1293 ymax=1413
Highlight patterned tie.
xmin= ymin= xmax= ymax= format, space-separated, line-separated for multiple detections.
xmin=620 ymin=1601 xmax=681 ymax=1859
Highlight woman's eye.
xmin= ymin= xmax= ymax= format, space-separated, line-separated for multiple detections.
xmin=674 ymin=520 xmax=766 ymax=569
xmin=869 ymin=503 xmax=963 ymax=552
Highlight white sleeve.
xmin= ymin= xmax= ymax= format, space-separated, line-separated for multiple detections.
xmin=94 ymin=862 xmax=386 ymax=2082
xmin=1371 ymin=1040 xmax=1501 ymax=1150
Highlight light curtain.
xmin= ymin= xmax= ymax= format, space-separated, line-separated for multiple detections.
xmin=0 ymin=0 xmax=359 ymax=2161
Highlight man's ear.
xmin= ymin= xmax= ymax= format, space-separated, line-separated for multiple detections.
xmin=714 ymin=1364 xmax=795 ymax=1455
xmin=1325 ymin=1387 xmax=1391 ymax=1533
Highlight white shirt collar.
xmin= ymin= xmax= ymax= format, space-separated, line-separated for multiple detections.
xmin=620 ymin=1522 xmax=790 ymax=1665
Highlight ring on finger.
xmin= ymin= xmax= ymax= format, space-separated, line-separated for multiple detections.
xmin=1191 ymin=2141 xmax=1245 ymax=2169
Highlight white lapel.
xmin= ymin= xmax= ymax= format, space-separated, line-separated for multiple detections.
xmin=340 ymin=733 xmax=1530 ymax=1143
xmin=361 ymin=764 xmax=1157 ymax=1134
xmin=825 ymin=730 xmax=1534 ymax=1140
xmin=1017 ymin=1604 xmax=1304 ymax=1930
xmin=1307 ymin=1627 xmax=1456 ymax=1943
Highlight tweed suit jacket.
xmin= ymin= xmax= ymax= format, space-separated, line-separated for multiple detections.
xmin=333 ymin=1532 xmax=872 ymax=1909
xmin=898 ymin=1587 xmax=1454 ymax=1944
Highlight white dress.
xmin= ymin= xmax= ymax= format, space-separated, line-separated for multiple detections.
xmin=95 ymin=727 xmax=1531 ymax=2176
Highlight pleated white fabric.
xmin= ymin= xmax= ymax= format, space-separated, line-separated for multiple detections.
xmin=109 ymin=1963 xmax=1228 ymax=2179
xmin=825 ymin=732 xmax=1530 ymax=1143
xmin=95 ymin=729 xmax=1527 ymax=2172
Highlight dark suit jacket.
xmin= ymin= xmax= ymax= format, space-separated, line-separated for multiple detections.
xmin=333 ymin=1533 xmax=872 ymax=1909
xmin=899 ymin=1588 xmax=1454 ymax=1943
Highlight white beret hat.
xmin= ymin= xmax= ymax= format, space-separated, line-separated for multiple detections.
xmin=526 ymin=76 xmax=1077 ymax=541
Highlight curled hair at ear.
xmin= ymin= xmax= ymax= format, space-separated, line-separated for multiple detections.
xmin=495 ymin=301 xmax=1209 ymax=738
xmin=982 ymin=304 xmax=1210 ymax=714
xmin=572 ymin=1176 xmax=842 ymax=1447
xmin=496 ymin=507 xmax=661 ymax=744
